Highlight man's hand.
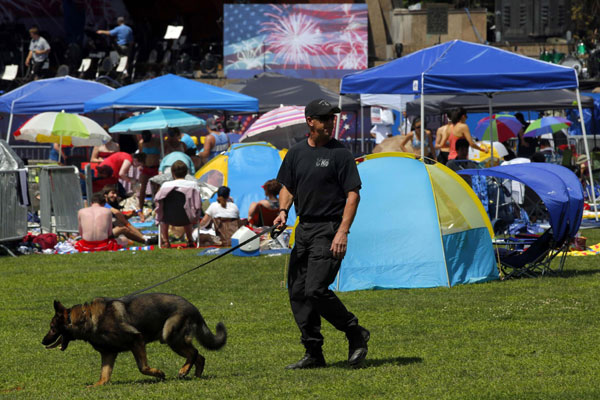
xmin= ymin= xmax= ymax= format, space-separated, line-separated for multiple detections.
xmin=330 ymin=230 xmax=348 ymax=259
xmin=273 ymin=210 xmax=287 ymax=229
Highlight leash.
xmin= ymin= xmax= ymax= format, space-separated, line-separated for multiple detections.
xmin=125 ymin=225 xmax=285 ymax=297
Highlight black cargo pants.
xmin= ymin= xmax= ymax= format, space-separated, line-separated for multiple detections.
xmin=287 ymin=220 xmax=358 ymax=353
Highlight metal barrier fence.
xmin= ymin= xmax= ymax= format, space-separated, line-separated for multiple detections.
xmin=11 ymin=145 xmax=51 ymax=162
xmin=0 ymin=169 xmax=28 ymax=241
xmin=34 ymin=166 xmax=82 ymax=234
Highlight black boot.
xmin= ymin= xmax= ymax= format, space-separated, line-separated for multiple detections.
xmin=346 ymin=325 xmax=370 ymax=367
xmin=285 ymin=351 xmax=326 ymax=370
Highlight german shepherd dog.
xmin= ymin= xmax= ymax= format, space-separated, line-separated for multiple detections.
xmin=42 ymin=293 xmax=227 ymax=386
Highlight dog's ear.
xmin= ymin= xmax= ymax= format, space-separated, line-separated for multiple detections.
xmin=53 ymin=300 xmax=66 ymax=313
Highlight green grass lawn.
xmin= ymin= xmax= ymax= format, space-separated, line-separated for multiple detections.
xmin=2 ymin=229 xmax=600 ymax=399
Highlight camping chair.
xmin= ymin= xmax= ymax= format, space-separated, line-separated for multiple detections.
xmin=496 ymin=229 xmax=569 ymax=278
xmin=156 ymin=190 xmax=198 ymax=248
xmin=248 ymin=204 xmax=279 ymax=227
xmin=212 ymin=217 xmax=244 ymax=247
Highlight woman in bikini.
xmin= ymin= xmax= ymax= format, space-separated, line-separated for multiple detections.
xmin=91 ymin=127 xmax=120 ymax=163
xmin=434 ymin=111 xmax=452 ymax=164
xmin=398 ymin=117 xmax=435 ymax=159
xmin=447 ymin=107 xmax=487 ymax=160
xmin=136 ymin=130 xmax=161 ymax=221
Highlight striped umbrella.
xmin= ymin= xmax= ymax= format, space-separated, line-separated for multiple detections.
xmin=473 ymin=114 xmax=522 ymax=142
xmin=524 ymin=116 xmax=572 ymax=137
xmin=14 ymin=111 xmax=111 ymax=147
xmin=239 ymin=106 xmax=307 ymax=149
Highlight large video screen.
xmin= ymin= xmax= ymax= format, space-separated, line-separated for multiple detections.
xmin=224 ymin=4 xmax=368 ymax=79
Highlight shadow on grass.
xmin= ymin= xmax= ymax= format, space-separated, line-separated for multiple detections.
xmin=104 ymin=374 xmax=216 ymax=386
xmin=329 ymin=356 xmax=422 ymax=369
xmin=556 ymin=268 xmax=600 ymax=278
xmin=502 ymin=268 xmax=600 ymax=281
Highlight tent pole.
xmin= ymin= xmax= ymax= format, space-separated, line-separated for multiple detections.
xmin=335 ymin=94 xmax=343 ymax=140
xmin=420 ymin=75 xmax=425 ymax=162
xmin=360 ymin=100 xmax=365 ymax=154
xmin=576 ymin=88 xmax=598 ymax=220
xmin=159 ymin=129 xmax=165 ymax=159
xmin=6 ymin=100 xmax=16 ymax=142
xmin=6 ymin=112 xmax=14 ymax=142
xmin=488 ymin=94 xmax=494 ymax=165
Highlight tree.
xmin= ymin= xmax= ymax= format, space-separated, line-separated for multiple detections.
xmin=571 ymin=0 xmax=600 ymax=43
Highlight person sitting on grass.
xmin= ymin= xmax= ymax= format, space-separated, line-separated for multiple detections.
xmin=103 ymin=185 xmax=157 ymax=246
xmin=154 ymin=160 xmax=203 ymax=249
xmin=198 ymin=186 xmax=240 ymax=246
xmin=247 ymin=179 xmax=282 ymax=224
xmin=74 ymin=193 xmax=122 ymax=252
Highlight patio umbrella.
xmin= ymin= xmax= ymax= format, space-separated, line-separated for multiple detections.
xmin=239 ymin=106 xmax=307 ymax=149
xmin=13 ymin=111 xmax=111 ymax=163
xmin=473 ymin=114 xmax=521 ymax=142
xmin=109 ymin=107 xmax=205 ymax=158
xmin=524 ymin=116 xmax=572 ymax=137
xmin=469 ymin=140 xmax=508 ymax=165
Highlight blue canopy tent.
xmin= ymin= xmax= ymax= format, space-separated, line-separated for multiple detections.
xmin=338 ymin=39 xmax=597 ymax=215
xmin=0 ymin=76 xmax=114 ymax=141
xmin=84 ymin=74 xmax=259 ymax=113
xmin=458 ymin=163 xmax=584 ymax=242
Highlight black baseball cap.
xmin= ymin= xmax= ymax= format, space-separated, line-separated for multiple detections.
xmin=305 ymin=99 xmax=340 ymax=118
xmin=217 ymin=186 xmax=230 ymax=198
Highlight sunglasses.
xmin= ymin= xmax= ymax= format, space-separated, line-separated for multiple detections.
xmin=312 ymin=114 xmax=336 ymax=122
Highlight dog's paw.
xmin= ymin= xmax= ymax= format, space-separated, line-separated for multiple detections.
xmin=178 ymin=364 xmax=193 ymax=378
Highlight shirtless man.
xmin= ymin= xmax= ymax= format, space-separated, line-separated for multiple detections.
xmin=75 ymin=193 xmax=122 ymax=252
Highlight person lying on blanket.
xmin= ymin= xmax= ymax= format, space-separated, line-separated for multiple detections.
xmin=75 ymin=193 xmax=122 ymax=252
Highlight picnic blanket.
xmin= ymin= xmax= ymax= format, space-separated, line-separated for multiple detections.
xmin=565 ymin=242 xmax=600 ymax=257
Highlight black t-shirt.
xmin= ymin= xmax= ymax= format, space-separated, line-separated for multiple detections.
xmin=277 ymin=138 xmax=361 ymax=218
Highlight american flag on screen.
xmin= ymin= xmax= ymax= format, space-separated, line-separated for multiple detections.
xmin=224 ymin=4 xmax=368 ymax=79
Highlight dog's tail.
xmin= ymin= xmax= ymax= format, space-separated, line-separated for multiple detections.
xmin=195 ymin=317 xmax=227 ymax=350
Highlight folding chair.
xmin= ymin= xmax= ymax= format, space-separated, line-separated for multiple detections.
xmin=156 ymin=190 xmax=197 ymax=248
xmin=212 ymin=217 xmax=244 ymax=247
xmin=248 ymin=204 xmax=279 ymax=227
xmin=496 ymin=230 xmax=568 ymax=278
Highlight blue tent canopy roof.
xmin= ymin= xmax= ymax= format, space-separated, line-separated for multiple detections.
xmin=459 ymin=164 xmax=583 ymax=241
xmin=84 ymin=74 xmax=259 ymax=112
xmin=0 ymin=76 xmax=114 ymax=114
xmin=341 ymin=40 xmax=578 ymax=95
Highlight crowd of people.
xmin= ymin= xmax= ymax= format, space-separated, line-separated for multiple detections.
xmin=74 ymin=117 xmax=283 ymax=250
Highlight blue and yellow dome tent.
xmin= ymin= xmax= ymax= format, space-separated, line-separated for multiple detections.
xmin=331 ymin=153 xmax=498 ymax=291
xmin=195 ymin=142 xmax=293 ymax=220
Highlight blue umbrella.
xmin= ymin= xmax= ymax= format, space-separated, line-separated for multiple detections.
xmin=109 ymin=107 xmax=205 ymax=133
xmin=109 ymin=107 xmax=205 ymax=157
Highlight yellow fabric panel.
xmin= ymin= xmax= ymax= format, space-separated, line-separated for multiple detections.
xmin=288 ymin=217 xmax=299 ymax=247
xmin=426 ymin=163 xmax=493 ymax=237
xmin=279 ymin=149 xmax=288 ymax=160
xmin=195 ymin=154 xmax=229 ymax=186
xmin=362 ymin=151 xmax=416 ymax=162
xmin=35 ymin=135 xmax=73 ymax=145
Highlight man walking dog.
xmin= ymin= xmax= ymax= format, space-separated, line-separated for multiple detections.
xmin=274 ymin=99 xmax=369 ymax=369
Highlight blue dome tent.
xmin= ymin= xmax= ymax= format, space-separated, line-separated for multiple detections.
xmin=331 ymin=153 xmax=498 ymax=291
xmin=195 ymin=142 xmax=295 ymax=222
